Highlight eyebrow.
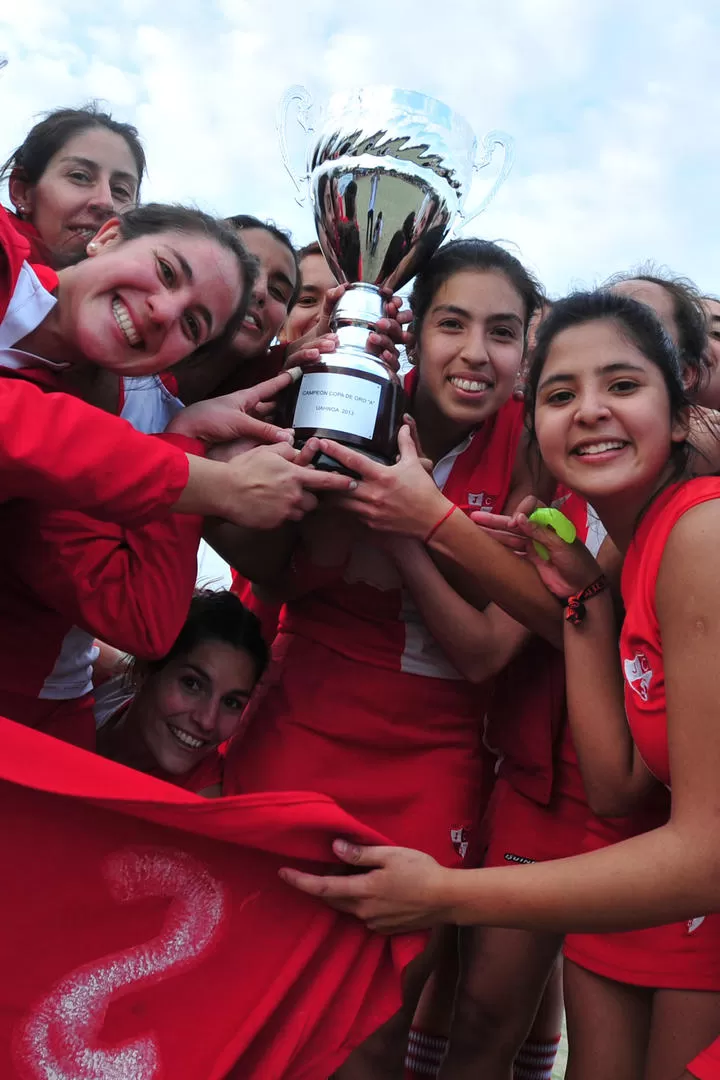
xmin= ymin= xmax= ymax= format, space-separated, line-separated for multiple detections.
xmin=184 ymin=663 xmax=252 ymax=698
xmin=168 ymin=248 xmax=213 ymax=337
xmin=431 ymin=304 xmax=523 ymax=325
xmin=59 ymin=155 xmax=138 ymax=187
xmin=539 ymin=361 xmax=646 ymax=391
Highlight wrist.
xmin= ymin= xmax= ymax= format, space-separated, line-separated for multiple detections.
xmin=417 ymin=495 xmax=455 ymax=543
xmin=564 ymin=574 xmax=610 ymax=626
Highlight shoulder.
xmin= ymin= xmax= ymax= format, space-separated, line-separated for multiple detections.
xmin=656 ymin=493 xmax=720 ymax=621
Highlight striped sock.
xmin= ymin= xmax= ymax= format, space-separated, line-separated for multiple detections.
xmin=403 ymin=1027 xmax=449 ymax=1078
xmin=513 ymin=1036 xmax=562 ymax=1080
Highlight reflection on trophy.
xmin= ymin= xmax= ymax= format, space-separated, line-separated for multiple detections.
xmin=277 ymin=86 xmax=514 ymax=473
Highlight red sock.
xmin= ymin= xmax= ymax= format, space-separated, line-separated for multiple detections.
xmin=404 ymin=1026 xmax=448 ymax=1078
xmin=513 ymin=1035 xmax=562 ymax=1080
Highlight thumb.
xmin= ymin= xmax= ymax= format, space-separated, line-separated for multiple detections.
xmin=396 ymin=423 xmax=419 ymax=462
xmin=332 ymin=838 xmax=386 ymax=867
xmin=315 ymin=284 xmax=347 ymax=336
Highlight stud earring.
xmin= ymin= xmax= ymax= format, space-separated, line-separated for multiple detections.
xmin=87 ymin=241 xmax=98 ymax=252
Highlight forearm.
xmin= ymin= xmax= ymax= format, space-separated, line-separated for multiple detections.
xmin=398 ymin=541 xmax=528 ymax=683
xmin=427 ymin=510 xmax=563 ymax=647
xmin=440 ymin=821 xmax=720 ymax=932
xmin=564 ymin=591 xmax=656 ymax=814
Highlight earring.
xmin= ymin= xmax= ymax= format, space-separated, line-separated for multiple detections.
xmin=87 ymin=241 xmax=97 ymax=252
xmin=16 ymin=204 xmax=26 ymax=217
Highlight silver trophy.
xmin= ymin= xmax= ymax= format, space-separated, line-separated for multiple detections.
xmin=277 ymin=85 xmax=513 ymax=472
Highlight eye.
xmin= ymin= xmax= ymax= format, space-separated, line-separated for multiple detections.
xmin=180 ymin=675 xmax=201 ymax=693
xmin=158 ymin=258 xmax=175 ymax=286
xmin=438 ymin=317 xmax=463 ymax=331
xmin=609 ymin=378 xmax=639 ymax=394
xmin=297 ymin=294 xmax=318 ymax=307
xmin=112 ymin=185 xmax=135 ymax=204
xmin=68 ymin=170 xmax=92 ymax=183
xmin=492 ymin=325 xmax=518 ymax=340
xmin=183 ymin=311 xmax=201 ymax=344
xmin=270 ymin=284 xmax=291 ymax=305
xmin=223 ymin=695 xmax=247 ymax=712
xmin=545 ymin=388 xmax=575 ymax=405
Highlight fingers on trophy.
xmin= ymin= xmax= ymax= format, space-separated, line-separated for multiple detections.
xmin=276 ymin=85 xmax=514 ymax=476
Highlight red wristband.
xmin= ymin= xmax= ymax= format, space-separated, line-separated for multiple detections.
xmin=565 ymin=574 xmax=608 ymax=625
xmin=424 ymin=504 xmax=457 ymax=545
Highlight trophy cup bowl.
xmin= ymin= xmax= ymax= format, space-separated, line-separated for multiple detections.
xmin=277 ymin=86 xmax=512 ymax=474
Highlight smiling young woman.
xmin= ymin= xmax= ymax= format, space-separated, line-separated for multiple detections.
xmin=97 ymin=591 xmax=267 ymax=792
xmin=2 ymin=104 xmax=145 ymax=268
xmin=282 ymin=291 xmax=720 ymax=1080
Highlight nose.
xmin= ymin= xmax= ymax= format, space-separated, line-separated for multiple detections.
xmin=460 ymin=328 xmax=491 ymax=367
xmin=87 ymin=177 xmax=115 ymax=218
xmin=574 ymin=390 xmax=612 ymax=425
xmin=252 ymin=268 xmax=268 ymax=308
xmin=147 ymin=290 xmax=184 ymax=329
xmin=192 ymin=701 xmax=218 ymax=736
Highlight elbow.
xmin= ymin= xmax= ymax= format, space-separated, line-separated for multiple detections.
xmin=585 ymin=788 xmax=645 ymax=818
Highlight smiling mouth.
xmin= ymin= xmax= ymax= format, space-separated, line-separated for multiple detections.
xmin=242 ymin=312 xmax=262 ymax=333
xmin=112 ymin=297 xmax=143 ymax=348
xmin=449 ymin=375 xmax=492 ymax=393
xmin=167 ymin=723 xmax=207 ymax=752
xmin=572 ymin=440 xmax=629 ymax=457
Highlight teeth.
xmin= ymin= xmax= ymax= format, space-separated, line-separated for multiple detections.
xmin=450 ymin=376 xmax=490 ymax=393
xmin=112 ymin=297 xmax=142 ymax=347
xmin=244 ymin=313 xmax=261 ymax=331
xmin=167 ymin=724 xmax=205 ymax=750
xmin=575 ymin=441 xmax=626 ymax=456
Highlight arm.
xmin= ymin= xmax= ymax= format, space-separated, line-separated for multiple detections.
xmin=281 ymin=502 xmax=720 ymax=934
xmin=14 ymin=502 xmax=203 ymax=658
xmin=563 ymin=586 xmax=658 ymax=815
xmin=321 ymin=427 xmax=565 ymax=646
xmin=0 ymin=376 xmax=190 ymax=523
xmin=387 ymin=536 xmax=530 ymax=683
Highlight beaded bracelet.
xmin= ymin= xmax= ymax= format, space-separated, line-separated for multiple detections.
xmin=565 ymin=575 xmax=608 ymax=626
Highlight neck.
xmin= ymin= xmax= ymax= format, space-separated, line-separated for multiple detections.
xmin=173 ymin=347 xmax=242 ymax=405
xmin=590 ymin=463 xmax=683 ymax=553
xmin=412 ymin=389 xmax=475 ymax=464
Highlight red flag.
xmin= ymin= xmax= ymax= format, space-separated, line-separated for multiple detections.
xmin=0 ymin=718 xmax=423 ymax=1079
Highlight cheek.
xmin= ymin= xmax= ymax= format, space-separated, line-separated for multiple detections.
xmin=534 ymin=411 xmax=566 ymax=464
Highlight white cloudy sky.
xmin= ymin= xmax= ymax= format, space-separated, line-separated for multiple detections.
xmin=1 ymin=0 xmax=719 ymax=297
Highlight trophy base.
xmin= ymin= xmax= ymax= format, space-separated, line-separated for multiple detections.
xmin=278 ymin=359 xmax=406 ymax=479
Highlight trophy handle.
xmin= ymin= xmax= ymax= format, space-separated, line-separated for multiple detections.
xmin=457 ymin=130 xmax=515 ymax=228
xmin=276 ymin=84 xmax=315 ymax=206
xmin=0 ymin=56 xmax=8 ymax=74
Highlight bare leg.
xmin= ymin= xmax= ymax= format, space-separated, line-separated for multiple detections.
xmin=513 ymin=957 xmax=564 ymax=1080
xmin=563 ymin=960 xmax=651 ymax=1080
xmin=439 ymin=926 xmax=562 ymax=1080
xmin=333 ymin=930 xmax=445 ymax=1080
xmin=644 ymin=989 xmax=720 ymax=1080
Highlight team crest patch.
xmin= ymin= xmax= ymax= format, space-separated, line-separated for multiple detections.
xmin=467 ymin=492 xmax=496 ymax=511
xmin=624 ymin=652 xmax=653 ymax=702
xmin=688 ymin=916 xmax=706 ymax=935
xmin=450 ymin=827 xmax=469 ymax=860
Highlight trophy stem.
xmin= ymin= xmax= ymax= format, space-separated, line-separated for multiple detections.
xmin=330 ymin=283 xmax=386 ymax=358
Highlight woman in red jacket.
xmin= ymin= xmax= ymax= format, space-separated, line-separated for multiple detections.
xmin=285 ymin=289 xmax=720 ymax=1080
xmin=2 ymin=103 xmax=145 ymax=266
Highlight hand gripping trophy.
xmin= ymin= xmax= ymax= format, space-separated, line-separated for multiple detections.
xmin=277 ymin=85 xmax=513 ymax=474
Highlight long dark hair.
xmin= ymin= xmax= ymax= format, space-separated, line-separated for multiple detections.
xmin=526 ymin=289 xmax=691 ymax=478
xmin=409 ymin=238 xmax=544 ymax=339
xmin=1 ymin=103 xmax=146 ymax=194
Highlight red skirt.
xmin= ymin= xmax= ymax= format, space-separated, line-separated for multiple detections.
xmin=689 ymin=1037 xmax=720 ymax=1079
xmin=481 ymin=776 xmax=589 ymax=867
xmin=564 ymin=796 xmax=720 ymax=990
xmin=224 ymin=633 xmax=494 ymax=867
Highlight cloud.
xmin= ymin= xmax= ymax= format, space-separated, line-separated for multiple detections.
xmin=2 ymin=0 xmax=719 ymax=293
